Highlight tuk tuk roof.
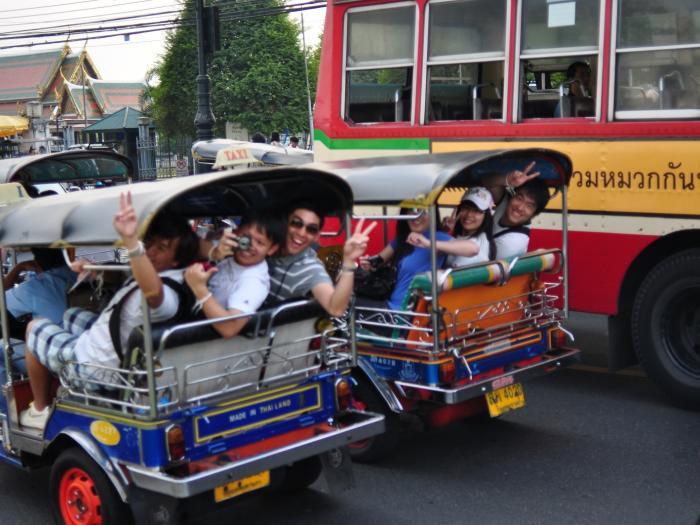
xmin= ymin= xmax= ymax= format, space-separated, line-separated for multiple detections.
xmin=0 ymin=149 xmax=133 ymax=186
xmin=0 ymin=166 xmax=352 ymax=248
xmin=192 ymin=139 xmax=313 ymax=167
xmin=310 ymin=149 xmax=572 ymax=206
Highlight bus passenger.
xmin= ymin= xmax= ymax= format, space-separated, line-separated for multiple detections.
xmin=487 ymin=162 xmax=551 ymax=259
xmin=360 ymin=207 xmax=480 ymax=311
xmin=20 ymin=193 xmax=199 ymax=430
xmin=184 ymin=210 xmax=285 ymax=338
xmin=265 ymin=201 xmax=376 ymax=316
xmin=445 ymin=187 xmax=496 ymax=267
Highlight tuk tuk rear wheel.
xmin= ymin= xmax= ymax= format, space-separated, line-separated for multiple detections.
xmin=348 ymin=375 xmax=400 ymax=463
xmin=50 ymin=448 xmax=133 ymax=525
xmin=631 ymin=249 xmax=700 ymax=410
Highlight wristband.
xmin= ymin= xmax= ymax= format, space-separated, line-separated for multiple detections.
xmin=127 ymin=241 xmax=146 ymax=258
xmin=192 ymin=292 xmax=212 ymax=313
xmin=207 ymin=244 xmax=218 ymax=263
xmin=341 ymin=262 xmax=358 ymax=273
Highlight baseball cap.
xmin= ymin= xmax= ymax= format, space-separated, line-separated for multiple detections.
xmin=460 ymin=187 xmax=493 ymax=211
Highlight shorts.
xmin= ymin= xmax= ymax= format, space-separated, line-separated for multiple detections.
xmin=27 ymin=307 xmax=98 ymax=374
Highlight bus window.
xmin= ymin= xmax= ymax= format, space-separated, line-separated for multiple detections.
xmin=344 ymin=5 xmax=416 ymax=124
xmin=518 ymin=0 xmax=601 ymax=120
xmin=424 ymin=0 xmax=506 ymax=122
xmin=614 ymin=0 xmax=700 ymax=119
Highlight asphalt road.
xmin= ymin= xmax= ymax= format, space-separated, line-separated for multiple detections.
xmin=1 ymin=315 xmax=698 ymax=525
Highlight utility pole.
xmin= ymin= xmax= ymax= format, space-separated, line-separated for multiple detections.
xmin=301 ymin=9 xmax=314 ymax=150
xmin=194 ymin=0 xmax=215 ymax=141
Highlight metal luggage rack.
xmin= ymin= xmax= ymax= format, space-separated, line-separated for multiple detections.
xmin=57 ymin=299 xmax=353 ymax=418
xmin=356 ymin=280 xmax=564 ymax=356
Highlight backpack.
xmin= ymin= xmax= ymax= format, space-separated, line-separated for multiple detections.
xmin=107 ymin=276 xmax=195 ymax=367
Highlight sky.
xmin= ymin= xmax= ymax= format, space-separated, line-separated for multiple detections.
xmin=0 ymin=0 xmax=325 ymax=82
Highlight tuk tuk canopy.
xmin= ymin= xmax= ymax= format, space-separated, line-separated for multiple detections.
xmin=0 ymin=166 xmax=353 ymax=248
xmin=310 ymin=149 xmax=572 ymax=206
xmin=0 ymin=149 xmax=133 ymax=187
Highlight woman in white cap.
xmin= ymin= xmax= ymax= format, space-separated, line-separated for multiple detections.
xmin=446 ymin=186 xmax=495 ymax=268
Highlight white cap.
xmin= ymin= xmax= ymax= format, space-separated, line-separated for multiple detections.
xmin=460 ymin=186 xmax=493 ymax=211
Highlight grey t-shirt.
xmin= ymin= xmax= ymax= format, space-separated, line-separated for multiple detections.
xmin=267 ymin=247 xmax=332 ymax=302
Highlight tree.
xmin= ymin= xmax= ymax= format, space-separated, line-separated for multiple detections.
xmin=151 ymin=0 xmax=309 ymax=138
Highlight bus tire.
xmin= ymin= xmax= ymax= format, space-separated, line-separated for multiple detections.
xmin=50 ymin=447 xmax=133 ymax=525
xmin=279 ymin=456 xmax=323 ymax=492
xmin=631 ymin=249 xmax=700 ymax=410
xmin=347 ymin=374 xmax=400 ymax=463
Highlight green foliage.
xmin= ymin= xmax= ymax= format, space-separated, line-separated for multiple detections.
xmin=151 ymin=0 xmax=311 ymax=138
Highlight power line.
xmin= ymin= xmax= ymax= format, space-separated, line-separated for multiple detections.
xmin=0 ymin=2 xmax=326 ymax=51
xmin=1 ymin=0 xmax=172 ymax=14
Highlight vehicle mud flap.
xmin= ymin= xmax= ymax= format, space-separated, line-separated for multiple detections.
xmin=128 ymin=485 xmax=183 ymax=525
xmin=319 ymin=446 xmax=354 ymax=494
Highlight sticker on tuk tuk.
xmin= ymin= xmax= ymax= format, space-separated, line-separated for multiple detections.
xmin=90 ymin=420 xmax=121 ymax=446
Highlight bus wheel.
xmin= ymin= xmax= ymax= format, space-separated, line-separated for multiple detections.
xmin=347 ymin=375 xmax=399 ymax=463
xmin=632 ymin=249 xmax=700 ymax=410
xmin=50 ymin=448 xmax=133 ymax=525
xmin=279 ymin=457 xmax=323 ymax=492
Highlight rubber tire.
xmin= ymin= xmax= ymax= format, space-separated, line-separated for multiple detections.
xmin=347 ymin=374 xmax=400 ymax=463
xmin=50 ymin=448 xmax=133 ymax=525
xmin=279 ymin=456 xmax=323 ymax=492
xmin=631 ymin=249 xmax=700 ymax=410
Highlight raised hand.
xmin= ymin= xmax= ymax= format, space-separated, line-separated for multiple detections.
xmin=441 ymin=206 xmax=459 ymax=232
xmin=506 ymin=161 xmax=541 ymax=188
xmin=113 ymin=192 xmax=138 ymax=244
xmin=343 ymin=218 xmax=378 ymax=263
xmin=214 ymin=227 xmax=239 ymax=260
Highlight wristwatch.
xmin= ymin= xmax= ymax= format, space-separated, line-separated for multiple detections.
xmin=127 ymin=241 xmax=146 ymax=258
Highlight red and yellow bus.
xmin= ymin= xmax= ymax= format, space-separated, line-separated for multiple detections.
xmin=313 ymin=0 xmax=700 ymax=408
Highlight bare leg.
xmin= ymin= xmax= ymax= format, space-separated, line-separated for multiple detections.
xmin=25 ymin=350 xmax=51 ymax=411
xmin=24 ymin=320 xmax=51 ymax=411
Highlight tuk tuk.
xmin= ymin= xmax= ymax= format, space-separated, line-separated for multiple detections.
xmin=313 ymin=149 xmax=581 ymax=461
xmin=0 ymin=149 xmax=132 ymax=192
xmin=0 ymin=167 xmax=384 ymax=523
xmin=191 ymin=139 xmax=313 ymax=173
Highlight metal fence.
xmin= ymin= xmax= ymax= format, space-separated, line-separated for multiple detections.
xmin=137 ymin=135 xmax=193 ymax=181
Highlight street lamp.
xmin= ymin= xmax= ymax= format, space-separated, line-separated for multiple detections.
xmin=194 ymin=0 xmax=217 ymax=141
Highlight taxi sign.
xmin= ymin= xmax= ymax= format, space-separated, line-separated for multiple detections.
xmin=212 ymin=146 xmax=263 ymax=169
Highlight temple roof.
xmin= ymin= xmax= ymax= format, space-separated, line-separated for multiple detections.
xmin=90 ymin=79 xmax=145 ymax=114
xmin=62 ymin=82 xmax=101 ymax=119
xmin=84 ymin=106 xmax=149 ymax=131
xmin=0 ymin=47 xmax=68 ymax=102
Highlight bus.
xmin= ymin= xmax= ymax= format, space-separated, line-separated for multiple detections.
xmin=313 ymin=0 xmax=700 ymax=409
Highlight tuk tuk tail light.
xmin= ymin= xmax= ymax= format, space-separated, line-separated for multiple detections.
xmin=335 ymin=378 xmax=352 ymax=412
xmin=166 ymin=424 xmax=186 ymax=462
xmin=439 ymin=360 xmax=456 ymax=384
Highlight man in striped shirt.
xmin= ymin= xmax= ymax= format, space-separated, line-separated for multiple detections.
xmin=267 ymin=201 xmax=375 ymax=316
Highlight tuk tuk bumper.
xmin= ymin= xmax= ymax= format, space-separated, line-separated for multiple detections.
xmin=393 ymin=346 xmax=580 ymax=405
xmin=125 ymin=410 xmax=384 ymax=499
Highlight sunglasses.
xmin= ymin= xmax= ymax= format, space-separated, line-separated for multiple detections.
xmin=289 ymin=217 xmax=320 ymax=235
xmin=407 ymin=208 xmax=427 ymax=219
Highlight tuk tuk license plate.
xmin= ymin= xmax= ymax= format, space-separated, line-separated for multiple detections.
xmin=214 ymin=471 xmax=270 ymax=502
xmin=485 ymin=383 xmax=525 ymax=417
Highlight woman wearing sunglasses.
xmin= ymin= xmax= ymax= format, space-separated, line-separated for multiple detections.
xmin=265 ymin=201 xmax=376 ymax=316
xmin=359 ymin=207 xmax=480 ymax=312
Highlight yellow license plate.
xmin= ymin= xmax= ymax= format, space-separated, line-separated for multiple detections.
xmin=485 ymin=383 xmax=525 ymax=417
xmin=214 ymin=471 xmax=270 ymax=503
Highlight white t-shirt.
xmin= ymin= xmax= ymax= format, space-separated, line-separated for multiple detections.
xmin=447 ymin=232 xmax=491 ymax=268
xmin=492 ymin=196 xmax=530 ymax=259
xmin=73 ymin=269 xmax=183 ymax=371
xmin=208 ymin=258 xmax=269 ymax=313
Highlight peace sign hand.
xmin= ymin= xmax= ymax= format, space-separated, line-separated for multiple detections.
xmin=441 ymin=206 xmax=459 ymax=233
xmin=113 ymin=192 xmax=139 ymax=244
xmin=506 ymin=161 xmax=541 ymax=188
xmin=343 ymin=218 xmax=378 ymax=263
